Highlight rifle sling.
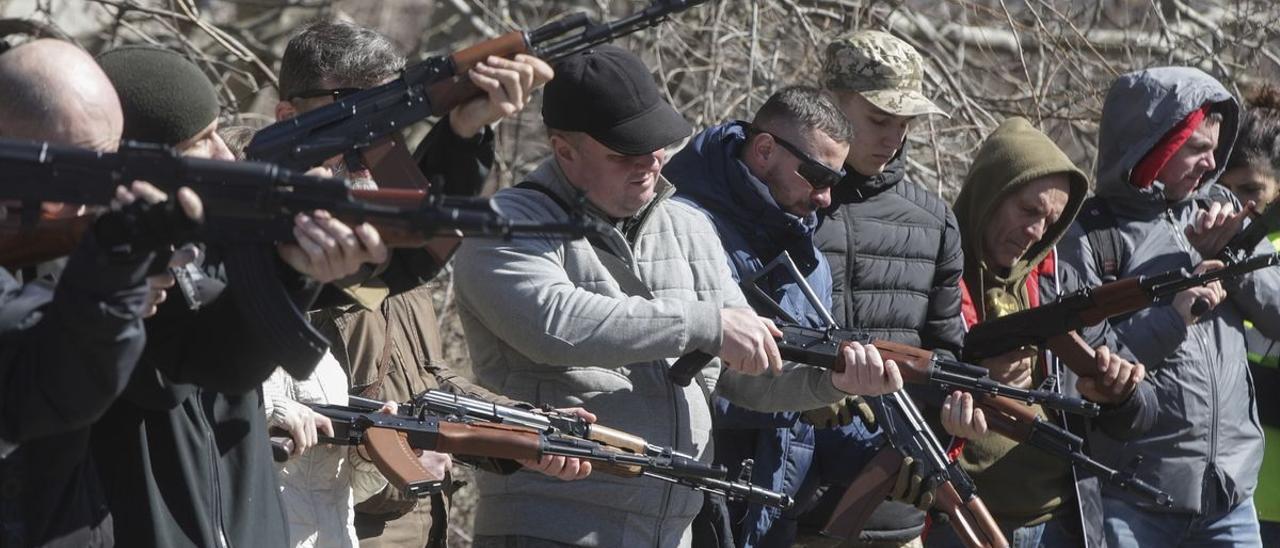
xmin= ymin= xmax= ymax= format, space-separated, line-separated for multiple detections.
xmin=514 ymin=181 xmax=715 ymax=403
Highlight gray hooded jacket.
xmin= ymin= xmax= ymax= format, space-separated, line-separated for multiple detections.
xmin=1057 ymin=67 xmax=1280 ymax=517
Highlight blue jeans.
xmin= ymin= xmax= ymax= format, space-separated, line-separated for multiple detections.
xmin=924 ymin=515 xmax=1076 ymax=548
xmin=1102 ymin=496 xmax=1263 ymax=547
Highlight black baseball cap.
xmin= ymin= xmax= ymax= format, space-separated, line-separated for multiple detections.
xmin=542 ymin=45 xmax=691 ymax=155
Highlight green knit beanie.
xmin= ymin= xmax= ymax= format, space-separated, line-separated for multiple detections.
xmin=97 ymin=46 xmax=220 ymax=146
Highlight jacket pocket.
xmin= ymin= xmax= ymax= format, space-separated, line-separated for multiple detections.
xmin=532 ymin=367 xmax=635 ymax=409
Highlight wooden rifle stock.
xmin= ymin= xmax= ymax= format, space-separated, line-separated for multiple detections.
xmin=581 ymin=424 xmax=648 ymax=476
xmin=0 ymin=215 xmax=93 ymax=269
xmin=934 ymin=481 xmax=1008 ymax=548
xmin=820 ymin=446 xmax=903 ymax=539
xmin=425 ymin=32 xmax=531 ymax=117
xmin=1045 ymin=331 xmax=1099 ymax=377
xmin=868 ymin=340 xmax=944 ymax=385
xmin=972 ymin=395 xmax=1039 ymax=442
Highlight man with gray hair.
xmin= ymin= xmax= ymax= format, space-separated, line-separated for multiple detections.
xmin=665 ymin=85 xmax=896 ymax=547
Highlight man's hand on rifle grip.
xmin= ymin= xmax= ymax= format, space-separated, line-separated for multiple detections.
xmin=449 ymin=54 xmax=555 ymax=139
xmin=277 ymin=210 xmax=388 ymax=283
xmin=1075 ymin=346 xmax=1145 ymax=405
xmin=270 ymin=399 xmax=335 ymax=458
xmin=719 ymin=309 xmax=783 ymax=377
xmin=829 ymin=341 xmax=902 ymax=396
xmin=1184 ymin=200 xmax=1252 ymax=259
xmin=1173 ymin=260 xmax=1227 ymax=325
xmin=800 ymin=396 xmax=877 ymax=430
xmin=517 ymin=407 xmax=596 ymax=481
xmin=115 ymin=182 xmax=205 ymax=317
xmin=940 ymin=391 xmax=988 ymax=439
xmin=887 ymin=456 xmax=935 ymax=511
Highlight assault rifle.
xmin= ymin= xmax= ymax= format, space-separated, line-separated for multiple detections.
xmin=410 ymin=390 xmax=680 ymax=469
xmin=668 ymin=252 xmax=1099 ymax=417
xmin=823 ymin=390 xmax=1007 ymax=548
xmin=271 ymin=398 xmax=792 ymax=508
xmin=246 ymin=0 xmax=712 ymax=180
xmin=971 ymin=394 xmax=1171 ymax=507
xmin=963 ymin=252 xmax=1280 ymax=373
xmin=0 ymin=138 xmax=601 ymax=376
xmin=402 ymin=391 xmax=791 ymax=508
xmin=662 ymin=252 xmax=1005 ymax=545
xmin=762 ymin=323 xmax=1097 ymax=416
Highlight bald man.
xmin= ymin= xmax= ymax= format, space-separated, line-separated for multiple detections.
xmin=0 ymin=39 xmax=202 ymax=548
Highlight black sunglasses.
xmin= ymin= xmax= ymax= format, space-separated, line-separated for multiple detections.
xmin=288 ymin=87 xmax=362 ymax=101
xmin=746 ymin=125 xmax=845 ymax=189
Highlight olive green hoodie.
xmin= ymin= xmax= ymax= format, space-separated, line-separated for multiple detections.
xmin=951 ymin=117 xmax=1088 ymax=526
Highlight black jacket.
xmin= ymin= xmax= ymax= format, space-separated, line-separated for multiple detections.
xmin=815 ymin=147 xmax=965 ymax=357
xmin=806 ymin=147 xmax=966 ymax=540
xmin=90 ymin=249 xmax=314 ymax=548
xmin=0 ymin=231 xmax=154 ymax=548
xmin=89 ymin=119 xmax=493 ymax=548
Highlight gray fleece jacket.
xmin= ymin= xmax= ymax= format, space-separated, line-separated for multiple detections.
xmin=454 ymin=159 xmax=842 ymax=547
xmin=1057 ymin=67 xmax=1280 ymax=518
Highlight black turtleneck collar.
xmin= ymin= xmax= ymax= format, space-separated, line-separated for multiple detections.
xmin=828 ymin=142 xmax=909 ymax=206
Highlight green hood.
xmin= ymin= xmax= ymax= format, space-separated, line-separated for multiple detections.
xmin=951 ymin=117 xmax=1090 ymax=524
xmin=953 ymin=117 xmax=1088 ymax=316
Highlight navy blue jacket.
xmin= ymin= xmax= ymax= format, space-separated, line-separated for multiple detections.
xmin=667 ymin=121 xmax=835 ymax=547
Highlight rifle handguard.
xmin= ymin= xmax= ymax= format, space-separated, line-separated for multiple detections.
xmin=934 ymin=481 xmax=1008 ymax=548
xmin=820 ymin=446 xmax=903 ymax=540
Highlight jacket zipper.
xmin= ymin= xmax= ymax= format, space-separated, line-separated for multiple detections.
xmin=195 ymin=392 xmax=231 ymax=548
xmin=616 ymin=212 xmax=675 ymax=546
xmin=1167 ymin=210 xmax=1220 ymax=496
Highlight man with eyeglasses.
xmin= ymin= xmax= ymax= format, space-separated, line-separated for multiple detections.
xmin=664 ymin=85 xmax=903 ymax=547
xmin=270 ymin=20 xmax=572 ymax=548
xmin=452 ymin=45 xmax=906 ymax=548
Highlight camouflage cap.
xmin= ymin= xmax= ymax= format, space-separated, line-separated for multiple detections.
xmin=822 ymin=30 xmax=948 ymax=118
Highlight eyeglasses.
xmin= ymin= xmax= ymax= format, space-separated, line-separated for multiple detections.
xmin=746 ymin=125 xmax=845 ymax=190
xmin=287 ymin=87 xmax=362 ymax=101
